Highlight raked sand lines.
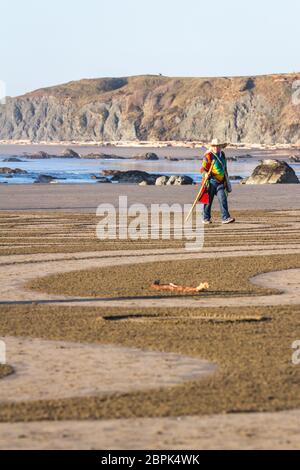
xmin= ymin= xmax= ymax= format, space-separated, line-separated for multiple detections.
xmin=0 ymin=245 xmax=300 ymax=307
xmin=0 ymin=243 xmax=300 ymax=449
xmin=0 ymin=337 xmax=215 ymax=403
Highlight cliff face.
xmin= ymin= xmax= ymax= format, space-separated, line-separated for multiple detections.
xmin=0 ymin=74 xmax=300 ymax=144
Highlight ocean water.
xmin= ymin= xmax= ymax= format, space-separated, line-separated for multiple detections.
xmin=0 ymin=155 xmax=299 ymax=185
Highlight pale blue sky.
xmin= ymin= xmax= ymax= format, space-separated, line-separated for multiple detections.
xmin=1 ymin=0 xmax=299 ymax=96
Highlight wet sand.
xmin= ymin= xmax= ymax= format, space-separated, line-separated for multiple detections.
xmin=2 ymin=410 xmax=300 ymax=450
xmin=0 ymin=337 xmax=215 ymax=403
xmin=0 ymin=193 xmax=299 ymax=449
xmin=1 ymin=184 xmax=300 ymax=211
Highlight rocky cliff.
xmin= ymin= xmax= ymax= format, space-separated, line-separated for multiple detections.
xmin=1 ymin=74 xmax=300 ymax=144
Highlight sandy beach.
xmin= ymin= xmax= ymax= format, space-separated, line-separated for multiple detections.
xmin=2 ymin=0 xmax=300 ymax=455
xmin=1 ymin=184 xmax=300 ymax=211
xmin=0 ymin=183 xmax=299 ymax=449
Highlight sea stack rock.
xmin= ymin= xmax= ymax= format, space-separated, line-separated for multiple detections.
xmin=0 ymin=167 xmax=27 ymax=175
xmin=134 ymin=152 xmax=159 ymax=161
xmin=62 ymin=148 xmax=81 ymax=158
xmin=110 ymin=170 xmax=157 ymax=184
xmin=34 ymin=174 xmax=56 ymax=184
xmin=246 ymin=160 xmax=299 ymax=184
xmin=3 ymin=157 xmax=24 ymax=162
xmin=23 ymin=151 xmax=51 ymax=159
xmin=156 ymin=175 xmax=194 ymax=186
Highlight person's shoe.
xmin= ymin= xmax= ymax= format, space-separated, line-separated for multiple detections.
xmin=222 ymin=217 xmax=235 ymax=224
xmin=202 ymin=219 xmax=212 ymax=225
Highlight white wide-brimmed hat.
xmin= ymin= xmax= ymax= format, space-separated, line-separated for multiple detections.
xmin=205 ymin=138 xmax=228 ymax=149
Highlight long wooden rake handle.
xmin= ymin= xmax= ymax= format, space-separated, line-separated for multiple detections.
xmin=185 ymin=163 xmax=214 ymax=223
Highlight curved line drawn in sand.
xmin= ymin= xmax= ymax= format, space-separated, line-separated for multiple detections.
xmin=0 ymin=337 xmax=215 ymax=403
xmin=0 ymin=246 xmax=300 ymax=449
xmin=1 ymin=410 xmax=300 ymax=450
xmin=1 ymin=261 xmax=296 ymax=404
xmin=0 ymin=246 xmax=300 ymax=307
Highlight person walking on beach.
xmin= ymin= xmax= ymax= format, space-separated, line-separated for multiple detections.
xmin=200 ymin=138 xmax=235 ymax=225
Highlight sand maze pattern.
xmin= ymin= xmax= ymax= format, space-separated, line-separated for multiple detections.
xmin=1 ymin=211 xmax=300 ymax=254
xmin=0 ymin=210 xmax=300 ymax=449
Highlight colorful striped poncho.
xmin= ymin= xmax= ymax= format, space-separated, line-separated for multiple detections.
xmin=200 ymin=151 xmax=227 ymax=183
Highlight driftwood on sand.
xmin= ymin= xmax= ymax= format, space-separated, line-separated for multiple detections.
xmin=150 ymin=280 xmax=209 ymax=293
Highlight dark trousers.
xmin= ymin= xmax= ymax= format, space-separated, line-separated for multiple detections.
xmin=203 ymin=179 xmax=231 ymax=221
